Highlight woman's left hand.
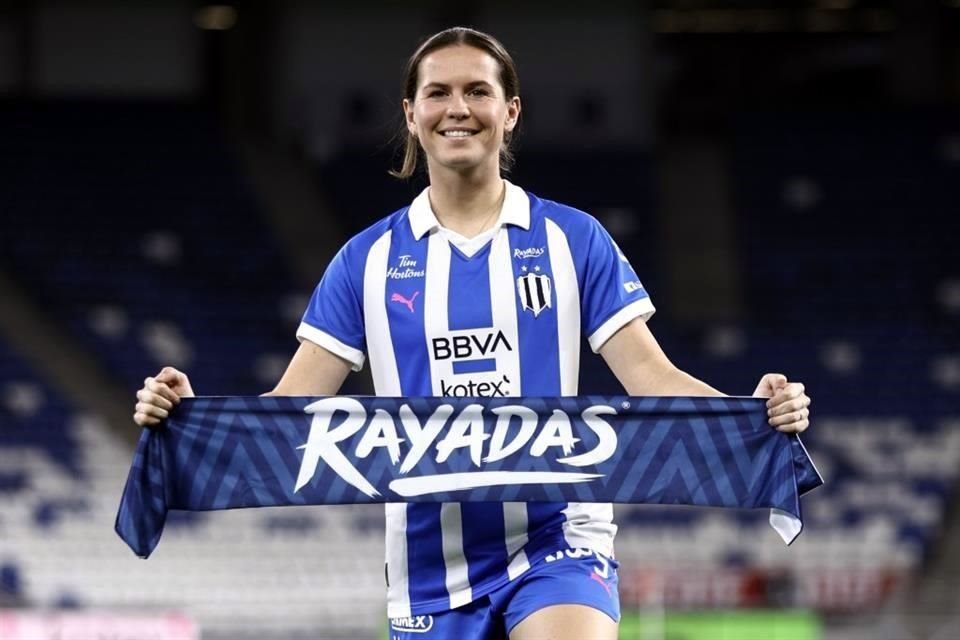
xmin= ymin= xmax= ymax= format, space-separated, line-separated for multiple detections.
xmin=753 ymin=373 xmax=811 ymax=434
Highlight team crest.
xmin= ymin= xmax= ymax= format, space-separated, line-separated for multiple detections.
xmin=517 ymin=272 xmax=552 ymax=317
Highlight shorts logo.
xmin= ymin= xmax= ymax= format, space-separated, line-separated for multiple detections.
xmin=390 ymin=616 xmax=434 ymax=633
xmin=544 ymin=547 xmax=612 ymax=582
xmin=590 ymin=571 xmax=613 ymax=596
xmin=517 ymin=272 xmax=552 ymax=317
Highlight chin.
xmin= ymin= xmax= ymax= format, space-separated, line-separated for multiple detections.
xmin=437 ymin=154 xmax=487 ymax=172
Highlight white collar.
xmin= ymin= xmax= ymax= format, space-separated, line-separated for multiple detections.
xmin=408 ymin=179 xmax=530 ymax=241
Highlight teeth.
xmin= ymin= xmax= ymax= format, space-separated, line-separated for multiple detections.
xmin=442 ymin=131 xmax=474 ymax=137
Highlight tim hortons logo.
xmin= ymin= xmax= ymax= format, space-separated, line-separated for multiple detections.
xmin=387 ymin=254 xmax=425 ymax=280
xmin=294 ymin=398 xmax=619 ymax=498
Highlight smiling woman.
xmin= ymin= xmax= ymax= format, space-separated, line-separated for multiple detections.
xmin=132 ymin=25 xmax=812 ymax=640
xmin=402 ymin=45 xmax=519 ymax=182
xmin=391 ymin=28 xmax=521 ymax=182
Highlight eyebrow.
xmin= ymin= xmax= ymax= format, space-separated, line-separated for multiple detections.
xmin=421 ymin=80 xmax=495 ymax=91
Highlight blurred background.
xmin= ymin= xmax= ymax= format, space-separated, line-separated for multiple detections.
xmin=0 ymin=0 xmax=957 ymax=638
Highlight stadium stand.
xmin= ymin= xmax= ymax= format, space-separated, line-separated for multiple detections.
xmin=0 ymin=101 xmax=303 ymax=396
xmin=0 ymin=331 xmax=386 ymax=637
xmin=605 ymin=110 xmax=960 ymax=612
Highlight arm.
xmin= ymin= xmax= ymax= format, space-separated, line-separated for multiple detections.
xmin=133 ymin=339 xmax=352 ymax=427
xmin=599 ymin=317 xmax=810 ymax=433
xmin=599 ymin=316 xmax=722 ymax=397
xmin=266 ymin=339 xmax=352 ymax=396
xmin=135 ymin=235 xmax=366 ymax=425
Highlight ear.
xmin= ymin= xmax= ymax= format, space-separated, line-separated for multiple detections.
xmin=504 ymin=96 xmax=521 ymax=133
xmin=402 ymin=98 xmax=417 ymax=136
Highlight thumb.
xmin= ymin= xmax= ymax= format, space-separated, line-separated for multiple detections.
xmin=754 ymin=373 xmax=787 ymax=398
xmin=769 ymin=373 xmax=788 ymax=391
xmin=156 ymin=367 xmax=182 ymax=384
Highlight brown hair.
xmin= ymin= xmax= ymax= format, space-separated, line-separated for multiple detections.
xmin=389 ymin=27 xmax=520 ymax=179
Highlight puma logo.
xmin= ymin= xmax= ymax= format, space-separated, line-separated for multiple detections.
xmin=590 ymin=571 xmax=612 ymax=596
xmin=390 ymin=291 xmax=420 ymax=313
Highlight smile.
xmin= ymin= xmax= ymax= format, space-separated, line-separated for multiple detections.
xmin=440 ymin=130 xmax=478 ymax=138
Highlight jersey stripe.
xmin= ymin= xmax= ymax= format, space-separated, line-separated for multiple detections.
xmin=364 ymin=231 xmax=401 ymax=396
xmin=503 ymin=502 xmax=531 ymax=580
xmin=369 ymin=230 xmax=412 ymax=618
xmin=440 ymin=503 xmax=472 ymax=608
xmin=406 ymin=503 xmax=448 ymax=609
xmin=461 ymin=502 xmax=508 ymax=598
xmin=509 ymin=225 xmax=561 ymax=397
xmin=488 ymin=230 xmax=521 ymax=396
xmin=425 ymin=233 xmax=452 ymax=395
xmin=545 ymin=218 xmax=580 ymax=395
xmin=386 ymin=228 xmax=432 ymax=396
xmin=385 ymin=503 xmax=411 ymax=618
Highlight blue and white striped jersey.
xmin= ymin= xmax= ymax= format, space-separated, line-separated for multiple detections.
xmin=297 ymin=181 xmax=655 ymax=617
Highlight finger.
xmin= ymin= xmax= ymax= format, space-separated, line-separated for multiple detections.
xmin=155 ymin=368 xmax=186 ymax=392
xmin=133 ymin=411 xmax=161 ymax=427
xmin=769 ymin=382 xmax=805 ymax=406
xmin=777 ymin=418 xmax=809 ymax=434
xmin=760 ymin=374 xmax=788 ymax=403
xmin=144 ymin=377 xmax=180 ymax=404
xmin=156 ymin=366 xmax=181 ymax=383
xmin=769 ymin=407 xmax=809 ymax=427
xmin=768 ymin=396 xmax=809 ymax=418
xmin=769 ymin=373 xmax=788 ymax=389
xmin=136 ymin=388 xmax=173 ymax=411
xmin=135 ymin=401 xmax=168 ymax=421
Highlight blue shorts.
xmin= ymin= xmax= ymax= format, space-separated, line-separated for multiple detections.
xmin=388 ymin=547 xmax=620 ymax=640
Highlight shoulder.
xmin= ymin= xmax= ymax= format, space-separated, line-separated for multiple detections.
xmin=525 ymin=191 xmax=607 ymax=240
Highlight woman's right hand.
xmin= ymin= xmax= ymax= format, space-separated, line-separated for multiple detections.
xmin=133 ymin=366 xmax=195 ymax=427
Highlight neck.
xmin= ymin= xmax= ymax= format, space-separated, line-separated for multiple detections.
xmin=426 ymin=163 xmax=505 ymax=238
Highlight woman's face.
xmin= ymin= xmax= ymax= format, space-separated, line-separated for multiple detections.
xmin=404 ymin=45 xmax=520 ymax=177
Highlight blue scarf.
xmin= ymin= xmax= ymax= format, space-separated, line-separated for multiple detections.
xmin=116 ymin=395 xmax=822 ymax=558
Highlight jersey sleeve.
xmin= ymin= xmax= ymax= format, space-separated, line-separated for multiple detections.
xmin=296 ymin=244 xmax=366 ymax=371
xmin=579 ymin=218 xmax=655 ymax=353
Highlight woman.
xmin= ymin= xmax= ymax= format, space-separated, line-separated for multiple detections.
xmin=134 ymin=27 xmax=811 ymax=640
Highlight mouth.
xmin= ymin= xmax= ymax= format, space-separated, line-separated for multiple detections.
xmin=438 ymin=129 xmax=479 ymax=138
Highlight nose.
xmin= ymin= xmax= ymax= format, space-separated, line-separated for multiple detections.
xmin=447 ymin=92 xmax=469 ymax=119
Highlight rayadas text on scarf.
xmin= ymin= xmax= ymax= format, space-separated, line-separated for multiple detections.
xmin=294 ymin=398 xmax=619 ymax=498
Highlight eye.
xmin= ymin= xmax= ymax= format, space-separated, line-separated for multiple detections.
xmin=426 ymin=89 xmax=447 ymax=98
xmin=469 ymin=87 xmax=491 ymax=97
